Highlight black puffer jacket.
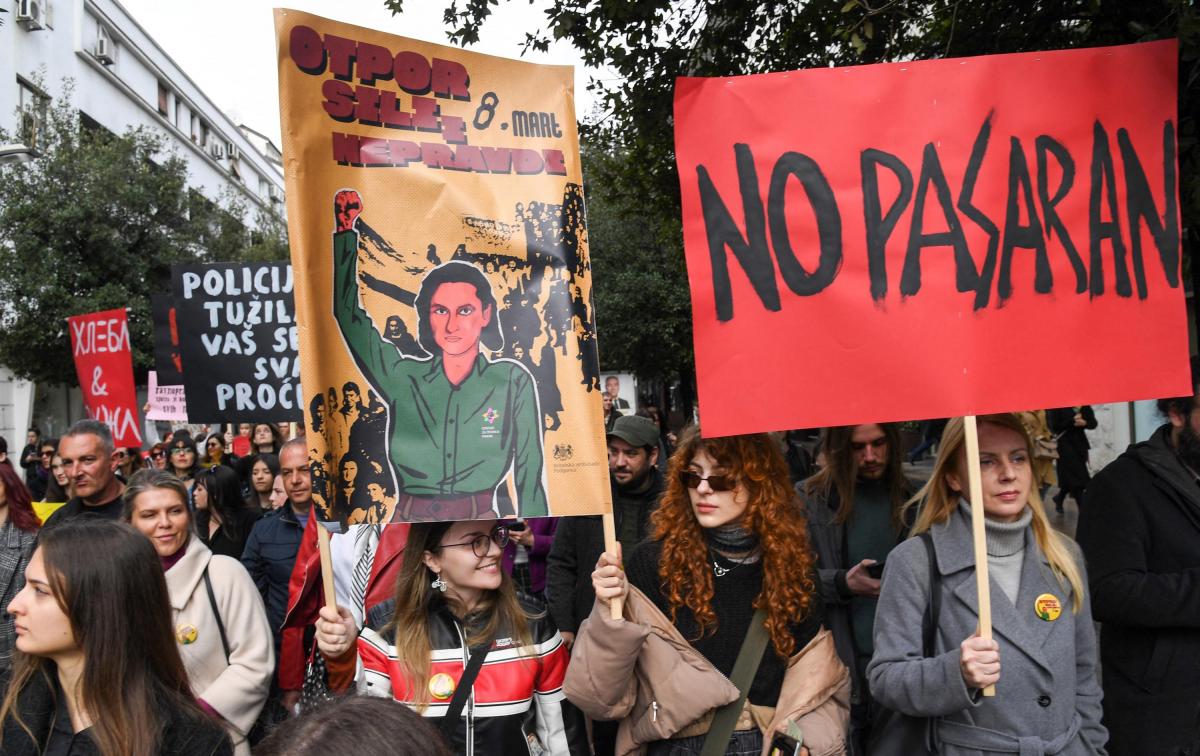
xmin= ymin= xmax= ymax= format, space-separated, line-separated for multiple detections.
xmin=358 ymin=594 xmax=589 ymax=755
xmin=1076 ymin=424 xmax=1200 ymax=756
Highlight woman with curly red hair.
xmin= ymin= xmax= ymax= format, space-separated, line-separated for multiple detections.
xmin=565 ymin=426 xmax=850 ymax=755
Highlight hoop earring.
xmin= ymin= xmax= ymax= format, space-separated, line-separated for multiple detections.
xmin=431 ymin=573 xmax=448 ymax=593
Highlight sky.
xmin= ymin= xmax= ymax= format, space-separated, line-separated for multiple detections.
xmin=117 ymin=0 xmax=605 ymax=148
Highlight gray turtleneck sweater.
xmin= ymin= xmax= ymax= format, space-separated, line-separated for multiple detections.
xmin=959 ymin=499 xmax=1032 ymax=605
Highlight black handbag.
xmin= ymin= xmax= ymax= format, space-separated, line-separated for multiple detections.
xmin=299 ymin=643 xmax=334 ymax=713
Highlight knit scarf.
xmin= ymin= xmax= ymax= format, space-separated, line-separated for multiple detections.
xmin=705 ymin=522 xmax=759 ymax=558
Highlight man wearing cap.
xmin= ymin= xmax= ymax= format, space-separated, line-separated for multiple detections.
xmin=547 ymin=414 xmax=662 ymax=755
xmin=547 ymin=414 xmax=662 ymax=642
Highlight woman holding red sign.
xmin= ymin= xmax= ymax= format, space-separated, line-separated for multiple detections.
xmin=566 ymin=427 xmax=849 ymax=755
xmin=866 ymin=414 xmax=1107 ymax=755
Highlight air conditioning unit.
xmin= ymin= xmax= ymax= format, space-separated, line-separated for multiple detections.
xmin=16 ymin=0 xmax=46 ymax=30
xmin=95 ymin=29 xmax=115 ymax=65
xmin=268 ymin=185 xmax=282 ymax=203
xmin=227 ymin=145 xmax=240 ymax=162
xmin=208 ymin=143 xmax=225 ymax=160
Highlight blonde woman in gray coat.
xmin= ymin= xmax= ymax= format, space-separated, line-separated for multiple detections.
xmin=866 ymin=414 xmax=1107 ymax=755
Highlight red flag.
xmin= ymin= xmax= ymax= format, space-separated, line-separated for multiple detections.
xmin=67 ymin=308 xmax=142 ymax=447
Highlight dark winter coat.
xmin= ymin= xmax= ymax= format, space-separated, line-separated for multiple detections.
xmin=546 ymin=470 xmax=661 ymax=634
xmin=0 ymin=668 xmax=232 ymax=756
xmin=240 ymin=505 xmax=305 ymax=643
xmin=1076 ymin=424 xmax=1200 ymax=756
xmin=1048 ymin=406 xmax=1097 ymax=492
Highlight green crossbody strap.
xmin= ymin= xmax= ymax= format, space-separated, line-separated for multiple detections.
xmin=699 ymin=608 xmax=770 ymax=756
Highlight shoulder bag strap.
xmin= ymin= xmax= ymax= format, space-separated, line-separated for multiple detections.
xmin=439 ymin=634 xmax=496 ymax=739
xmin=699 ymin=607 xmax=769 ymax=756
xmin=202 ymin=567 xmax=232 ymax=664
xmin=919 ymin=532 xmax=942 ymax=753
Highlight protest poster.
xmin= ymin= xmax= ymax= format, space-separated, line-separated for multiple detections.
xmin=150 ymin=293 xmax=184 ymax=386
xmin=66 ymin=308 xmax=142 ymax=447
xmin=674 ymin=40 xmax=1190 ymax=437
xmin=602 ymin=371 xmax=638 ymax=412
xmin=146 ymin=370 xmax=189 ymax=422
xmin=275 ymin=9 xmax=610 ymax=524
xmin=170 ymin=261 xmax=302 ymax=423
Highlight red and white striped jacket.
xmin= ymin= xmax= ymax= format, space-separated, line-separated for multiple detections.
xmin=357 ymin=595 xmax=589 ymax=755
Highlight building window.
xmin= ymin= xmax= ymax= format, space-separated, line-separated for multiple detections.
xmin=175 ymin=99 xmax=183 ymax=129
xmin=17 ymin=79 xmax=49 ymax=149
xmin=190 ymin=112 xmax=199 ymax=143
xmin=201 ymin=122 xmax=210 ymax=147
xmin=157 ymin=82 xmax=169 ymax=116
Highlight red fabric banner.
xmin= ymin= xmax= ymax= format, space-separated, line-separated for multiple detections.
xmin=674 ymin=40 xmax=1190 ymax=436
xmin=67 ymin=308 xmax=142 ymax=447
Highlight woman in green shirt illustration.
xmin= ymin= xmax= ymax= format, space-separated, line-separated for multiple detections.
xmin=331 ymin=189 xmax=549 ymax=523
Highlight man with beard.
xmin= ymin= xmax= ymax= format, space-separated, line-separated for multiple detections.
xmin=801 ymin=423 xmax=915 ymax=756
xmin=1077 ymin=365 xmax=1200 ymax=756
xmin=546 ymin=414 xmax=662 ymax=756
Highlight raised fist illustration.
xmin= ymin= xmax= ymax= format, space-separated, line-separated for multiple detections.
xmin=334 ymin=189 xmax=363 ymax=232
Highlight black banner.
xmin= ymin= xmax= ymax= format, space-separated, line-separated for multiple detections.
xmin=170 ymin=262 xmax=301 ymax=422
xmin=150 ymin=293 xmax=184 ymax=385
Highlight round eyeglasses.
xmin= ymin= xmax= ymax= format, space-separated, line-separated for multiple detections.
xmin=438 ymin=526 xmax=510 ymax=557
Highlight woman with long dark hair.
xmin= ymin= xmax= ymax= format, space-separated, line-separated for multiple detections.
xmin=41 ymin=446 xmax=70 ymax=504
xmin=252 ymin=424 xmax=282 ymax=456
xmin=245 ymin=454 xmax=280 ymax=510
xmin=0 ymin=463 xmax=39 ymax=676
xmin=202 ymin=433 xmax=234 ymax=471
xmin=314 ymin=521 xmax=588 ymax=755
xmin=168 ymin=430 xmax=201 ymax=491
xmin=123 ymin=470 xmax=273 ymax=756
xmin=866 ymin=414 xmax=1106 ymax=755
xmin=0 ymin=519 xmax=232 ymax=756
xmin=567 ymin=426 xmax=849 ymax=755
xmin=115 ymin=445 xmax=145 ymax=481
xmin=194 ymin=465 xmax=263 ymax=560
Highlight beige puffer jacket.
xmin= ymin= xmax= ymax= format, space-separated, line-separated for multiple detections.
xmin=564 ymin=586 xmax=850 ymax=756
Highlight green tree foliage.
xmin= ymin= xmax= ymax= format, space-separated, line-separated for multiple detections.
xmin=0 ymin=81 xmax=288 ymax=386
xmin=584 ymin=145 xmax=693 ymax=379
xmin=390 ymin=0 xmax=1199 ymax=378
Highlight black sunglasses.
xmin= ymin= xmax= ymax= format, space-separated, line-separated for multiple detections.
xmin=438 ymin=526 xmax=510 ymax=558
xmin=679 ymin=471 xmax=738 ymax=492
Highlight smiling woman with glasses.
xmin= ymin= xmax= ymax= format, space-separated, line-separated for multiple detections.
xmin=567 ymin=425 xmax=848 ymax=756
xmin=314 ymin=520 xmax=587 ymax=755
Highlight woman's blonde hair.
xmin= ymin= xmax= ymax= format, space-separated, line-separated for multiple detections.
xmin=384 ymin=522 xmax=536 ymax=710
xmin=904 ymin=414 xmax=1085 ymax=612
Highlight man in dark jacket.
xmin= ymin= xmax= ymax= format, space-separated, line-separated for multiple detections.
xmin=1077 ymin=375 xmax=1200 ymax=755
xmin=547 ymin=414 xmax=663 ymax=756
xmin=801 ymin=422 xmax=914 ymax=756
xmin=43 ymin=420 xmax=126 ymax=526
xmin=547 ymin=415 xmax=663 ymax=644
xmin=243 ymin=438 xmax=310 ymax=647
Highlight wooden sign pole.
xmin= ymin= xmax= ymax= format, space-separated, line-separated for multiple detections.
xmin=316 ymin=523 xmax=337 ymax=612
xmin=963 ymin=415 xmax=996 ymax=697
xmin=602 ymin=511 xmax=622 ymax=619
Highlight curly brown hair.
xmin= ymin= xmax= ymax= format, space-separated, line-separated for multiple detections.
xmin=652 ymin=426 xmax=818 ymax=658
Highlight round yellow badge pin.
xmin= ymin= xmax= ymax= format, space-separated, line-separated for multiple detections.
xmin=429 ymin=673 xmax=456 ymax=700
xmin=176 ymin=624 xmax=198 ymax=645
xmin=1034 ymin=593 xmax=1061 ymax=622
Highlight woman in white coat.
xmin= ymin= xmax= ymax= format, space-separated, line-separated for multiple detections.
xmin=123 ymin=468 xmax=274 ymax=756
xmin=866 ymin=414 xmax=1107 ymax=755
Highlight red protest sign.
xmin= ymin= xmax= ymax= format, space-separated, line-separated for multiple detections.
xmin=67 ymin=308 xmax=142 ymax=447
xmin=674 ymin=40 xmax=1189 ymax=437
